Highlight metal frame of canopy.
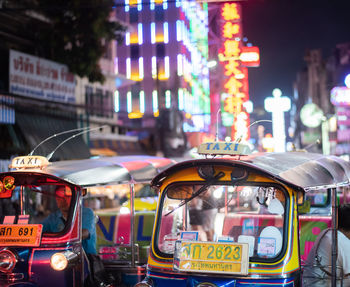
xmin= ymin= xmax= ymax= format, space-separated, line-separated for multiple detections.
xmin=153 ymin=152 xmax=350 ymax=191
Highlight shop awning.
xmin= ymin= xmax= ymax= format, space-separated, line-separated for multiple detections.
xmin=89 ymin=138 xmax=145 ymax=156
xmin=16 ymin=112 xmax=91 ymax=160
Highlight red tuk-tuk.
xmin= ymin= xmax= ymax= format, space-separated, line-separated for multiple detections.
xmin=0 ymin=154 xmax=174 ymax=286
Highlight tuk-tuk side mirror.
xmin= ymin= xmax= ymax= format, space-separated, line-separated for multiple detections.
xmin=297 ymin=190 xmax=305 ymax=205
xmin=0 ymin=176 xmax=15 ymax=198
xmin=82 ymin=188 xmax=87 ymax=196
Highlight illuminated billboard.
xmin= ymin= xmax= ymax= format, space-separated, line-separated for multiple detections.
xmin=219 ymin=3 xmax=250 ymax=141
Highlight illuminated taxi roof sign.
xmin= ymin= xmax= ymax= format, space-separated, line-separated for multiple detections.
xmin=198 ymin=141 xmax=251 ymax=156
xmin=10 ymin=156 xmax=49 ymax=170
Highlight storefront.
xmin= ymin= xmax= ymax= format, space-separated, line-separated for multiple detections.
xmin=0 ymin=49 xmax=91 ymax=163
xmin=89 ymin=136 xmax=145 ymax=156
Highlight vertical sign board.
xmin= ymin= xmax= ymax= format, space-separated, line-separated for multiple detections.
xmin=219 ymin=3 xmax=250 ymax=141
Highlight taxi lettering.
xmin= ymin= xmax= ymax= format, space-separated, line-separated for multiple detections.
xmin=205 ymin=142 xmax=239 ymax=151
xmin=16 ymin=157 xmax=38 ymax=166
xmin=198 ymin=141 xmax=251 ymax=156
xmin=10 ymin=155 xmax=49 ymax=170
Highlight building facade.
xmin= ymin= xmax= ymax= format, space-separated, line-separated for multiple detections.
xmin=114 ymin=0 xmax=210 ymax=155
xmin=328 ymin=43 xmax=350 ymax=157
xmin=293 ymin=44 xmax=350 ymax=156
xmin=0 ymin=3 xmax=145 ymax=163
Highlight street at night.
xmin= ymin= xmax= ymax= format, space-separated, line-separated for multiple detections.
xmin=0 ymin=1 xmax=350 ymax=286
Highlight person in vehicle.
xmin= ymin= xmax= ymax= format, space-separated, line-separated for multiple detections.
xmin=304 ymin=204 xmax=350 ymax=286
xmin=200 ymin=188 xmax=217 ymax=241
xmin=189 ymin=196 xmax=204 ymax=237
xmin=42 ymin=185 xmax=97 ymax=255
xmin=188 ymin=186 xmax=217 ymax=241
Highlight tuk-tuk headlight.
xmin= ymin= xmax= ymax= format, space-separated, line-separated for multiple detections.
xmin=50 ymin=250 xmax=78 ymax=271
xmin=0 ymin=249 xmax=17 ymax=273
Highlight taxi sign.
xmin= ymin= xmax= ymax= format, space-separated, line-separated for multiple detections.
xmin=197 ymin=141 xmax=251 ymax=156
xmin=10 ymin=156 xmax=49 ymax=170
xmin=173 ymin=240 xmax=249 ymax=275
xmin=0 ymin=224 xmax=42 ymax=247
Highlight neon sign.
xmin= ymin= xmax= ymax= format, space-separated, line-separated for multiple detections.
xmin=264 ymin=89 xmax=291 ymax=152
xmin=331 ymin=86 xmax=350 ymax=106
xmin=219 ymin=3 xmax=250 ymax=141
xmin=240 ymin=46 xmax=260 ymax=67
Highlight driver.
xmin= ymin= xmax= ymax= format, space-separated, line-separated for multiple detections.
xmin=42 ymin=186 xmax=97 ymax=255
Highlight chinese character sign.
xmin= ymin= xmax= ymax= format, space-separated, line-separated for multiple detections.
xmin=219 ymin=3 xmax=250 ymax=141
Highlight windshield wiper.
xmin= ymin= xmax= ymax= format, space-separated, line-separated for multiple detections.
xmin=165 ymin=171 xmax=225 ymax=216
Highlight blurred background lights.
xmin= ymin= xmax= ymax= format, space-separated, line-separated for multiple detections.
xmin=243 ymin=100 xmax=253 ymax=113
xmin=272 ymin=88 xmax=282 ymax=97
xmin=213 ymin=187 xmax=224 ymax=199
xmin=207 ymin=60 xmax=217 ymax=68
xmin=345 ymin=74 xmax=350 ymax=88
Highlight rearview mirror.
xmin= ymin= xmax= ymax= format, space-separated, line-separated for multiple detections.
xmin=167 ymin=185 xmax=193 ymax=200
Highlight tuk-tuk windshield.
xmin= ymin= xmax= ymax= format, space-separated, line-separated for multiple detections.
xmin=157 ymin=183 xmax=286 ymax=261
xmin=84 ymin=183 xmax=157 ymax=211
xmin=0 ymin=173 xmax=76 ymax=235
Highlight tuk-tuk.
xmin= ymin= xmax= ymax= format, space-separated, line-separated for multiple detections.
xmin=0 ymin=155 xmax=88 ymax=287
xmin=46 ymin=155 xmax=174 ymax=286
xmin=135 ymin=141 xmax=350 ymax=287
xmin=0 ymin=154 xmax=174 ymax=287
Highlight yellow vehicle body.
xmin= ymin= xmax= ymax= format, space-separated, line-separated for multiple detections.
xmin=148 ymin=167 xmax=301 ymax=277
xmin=136 ymin=147 xmax=350 ymax=287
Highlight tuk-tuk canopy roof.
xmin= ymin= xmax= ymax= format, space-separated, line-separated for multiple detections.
xmin=46 ymin=155 xmax=175 ymax=187
xmin=152 ymin=152 xmax=350 ymax=192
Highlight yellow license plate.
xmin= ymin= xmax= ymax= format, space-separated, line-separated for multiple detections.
xmin=174 ymin=240 xmax=249 ymax=275
xmin=0 ymin=224 xmax=43 ymax=247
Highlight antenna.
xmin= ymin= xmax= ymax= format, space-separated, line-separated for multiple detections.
xmin=235 ymin=119 xmax=273 ymax=142
xmin=29 ymin=126 xmax=92 ymax=156
xmin=46 ymin=125 xmax=107 ymax=161
xmin=246 ymin=119 xmax=273 ymax=130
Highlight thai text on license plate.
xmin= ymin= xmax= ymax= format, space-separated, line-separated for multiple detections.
xmin=173 ymin=240 xmax=249 ymax=275
xmin=0 ymin=224 xmax=42 ymax=247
